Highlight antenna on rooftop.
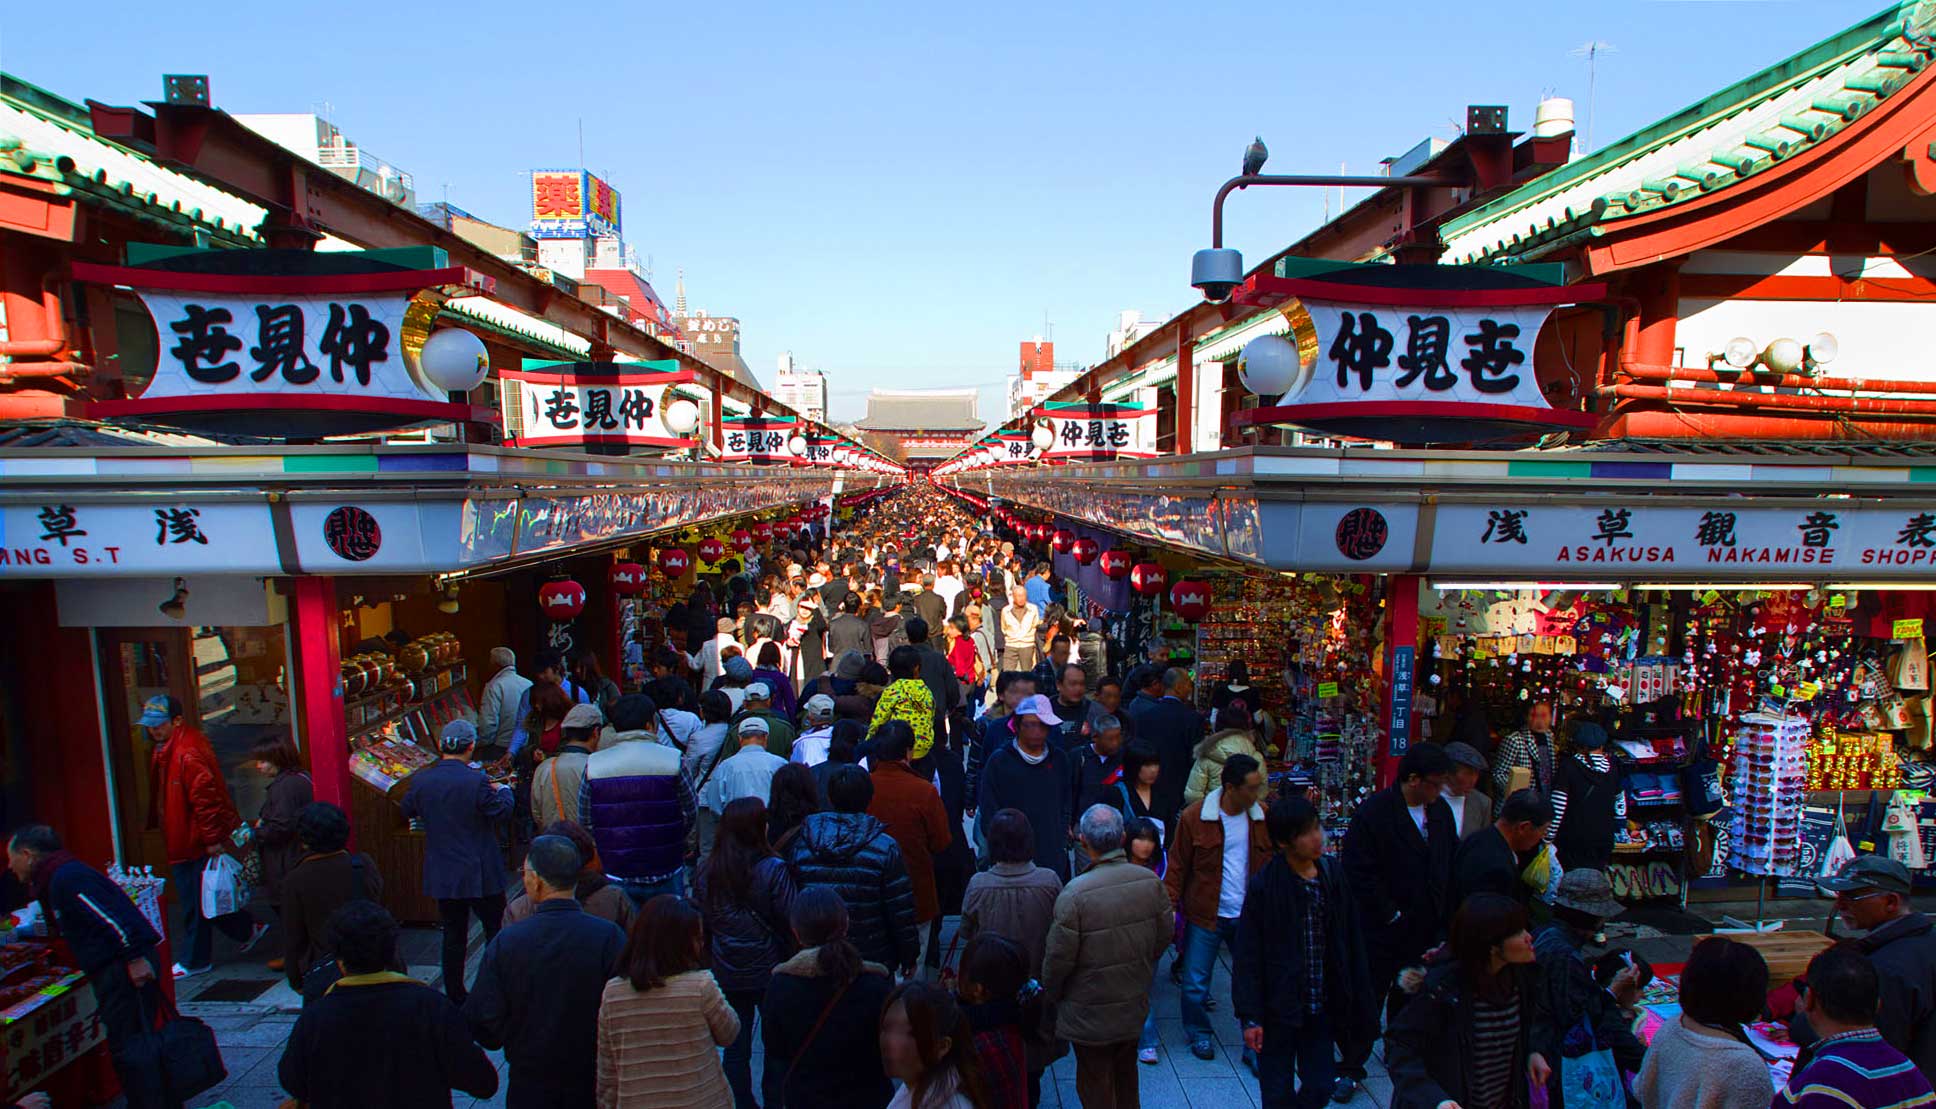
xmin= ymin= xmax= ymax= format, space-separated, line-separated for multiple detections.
xmin=1570 ymin=40 xmax=1618 ymax=152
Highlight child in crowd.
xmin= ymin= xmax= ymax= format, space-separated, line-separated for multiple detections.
xmin=955 ymin=933 xmax=1030 ymax=1109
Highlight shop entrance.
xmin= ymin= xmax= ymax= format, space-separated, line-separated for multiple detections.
xmin=96 ymin=628 xmax=191 ymax=869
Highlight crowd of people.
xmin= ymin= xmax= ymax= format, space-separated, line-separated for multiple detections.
xmin=14 ymin=483 xmax=1936 ymax=1109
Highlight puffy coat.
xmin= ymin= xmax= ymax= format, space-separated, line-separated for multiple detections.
xmin=1183 ymin=729 xmax=1263 ymax=808
xmin=1041 ymin=851 xmax=1173 ymax=1046
xmin=783 ymin=812 xmax=919 ymax=971
xmin=577 ymin=736 xmax=693 ymax=884
xmin=149 ymin=725 xmax=238 ymax=863
xmin=695 ymin=855 xmax=797 ymax=994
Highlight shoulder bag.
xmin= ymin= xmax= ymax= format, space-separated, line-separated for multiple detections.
xmin=784 ymin=975 xmax=855 ymax=1092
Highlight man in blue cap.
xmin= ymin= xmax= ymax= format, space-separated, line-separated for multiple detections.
xmin=1802 ymin=854 xmax=1936 ymax=1080
xmin=400 ymin=719 xmax=515 ymax=1004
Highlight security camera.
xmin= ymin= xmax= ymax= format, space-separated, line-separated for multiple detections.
xmin=1191 ymin=248 xmax=1244 ymax=303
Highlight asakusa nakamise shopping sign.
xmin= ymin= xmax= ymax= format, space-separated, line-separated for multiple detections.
xmin=0 ymin=502 xmax=279 ymax=575
xmin=501 ymin=360 xmax=699 ymax=448
xmin=1229 ymin=260 xmax=1605 ymax=444
xmin=74 ymin=250 xmax=480 ymax=436
xmin=719 ymin=415 xmax=798 ymax=462
xmin=1037 ymin=402 xmax=1156 ymax=461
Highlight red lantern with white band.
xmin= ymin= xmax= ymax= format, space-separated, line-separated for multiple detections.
xmin=1051 ymin=529 xmax=1075 ymax=554
xmin=1169 ymin=579 xmax=1211 ymax=622
xmin=1071 ymin=538 xmax=1100 ymax=565
xmin=1099 ymin=550 xmax=1132 ymax=580
xmin=1130 ymin=563 xmax=1166 ymax=596
xmin=610 ymin=561 xmax=648 ymax=594
xmin=730 ymin=530 xmax=754 ymax=553
xmin=655 ymin=549 xmax=690 ymax=579
xmin=699 ymin=537 xmax=726 ymax=562
xmin=538 ymin=580 xmax=587 ymax=620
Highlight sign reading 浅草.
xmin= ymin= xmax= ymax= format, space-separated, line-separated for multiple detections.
xmin=0 ymin=502 xmax=280 ymax=575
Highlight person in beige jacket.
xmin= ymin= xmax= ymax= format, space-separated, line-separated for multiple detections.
xmin=1041 ymin=804 xmax=1174 ymax=1109
xmin=1182 ymin=727 xmax=1264 ymax=808
xmin=595 ymin=896 xmax=740 ymax=1108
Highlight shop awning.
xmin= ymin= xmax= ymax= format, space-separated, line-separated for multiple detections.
xmin=0 ymin=443 xmax=886 ymax=578
xmin=953 ymin=441 xmax=1936 ymax=583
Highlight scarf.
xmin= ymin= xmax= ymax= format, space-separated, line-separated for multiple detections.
xmin=1013 ymin=739 xmax=1049 ymax=766
xmin=28 ymin=850 xmax=80 ymax=901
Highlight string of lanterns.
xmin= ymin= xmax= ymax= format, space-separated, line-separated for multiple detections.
xmin=985 ymin=502 xmax=1219 ymax=623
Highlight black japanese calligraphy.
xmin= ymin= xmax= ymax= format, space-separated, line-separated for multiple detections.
xmin=1798 ymin=511 xmax=1840 ymax=548
xmin=726 ymin=432 xmax=748 ymax=453
xmin=318 ymin=304 xmax=390 ymax=386
xmin=1085 ymin=420 xmax=1106 ymax=447
xmin=1461 ymin=319 xmax=1525 ymax=394
xmin=248 ymin=304 xmax=318 ymax=384
xmin=1061 ymin=422 xmax=1084 ymax=446
xmin=543 ymin=387 xmax=581 ymax=429
xmin=36 ymin=505 xmax=85 ymax=546
xmin=616 ymin=388 xmax=651 ymax=429
xmin=1697 ymin=511 xmax=1738 ymax=548
xmin=1899 ymin=513 xmax=1936 ymax=548
xmin=1328 ymin=312 xmax=1393 ymax=390
xmin=1482 ymin=509 xmax=1529 ymax=545
xmin=155 ymin=507 xmax=208 ymax=546
xmin=168 ymin=305 xmax=243 ymax=384
xmin=1106 ymin=422 xmax=1130 ymax=448
xmin=1395 ymin=315 xmax=1457 ymax=391
xmin=1592 ymin=508 xmax=1634 ymax=546
xmin=583 ymin=389 xmax=620 ymax=430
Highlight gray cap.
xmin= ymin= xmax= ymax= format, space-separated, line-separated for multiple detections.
xmin=1819 ymin=855 xmax=1912 ymax=896
xmin=439 ymin=718 xmax=479 ymax=753
xmin=804 ymin=694 xmax=836 ymax=719
xmin=738 ymin=715 xmax=771 ymax=735
xmin=1551 ymin=868 xmax=1624 ymax=918
xmin=1444 ymin=742 xmax=1488 ymax=772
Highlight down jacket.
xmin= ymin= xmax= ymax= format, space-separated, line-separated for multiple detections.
xmin=782 ymin=812 xmax=919 ymax=971
xmin=1041 ymin=850 xmax=1173 ymax=1046
xmin=1182 ymin=729 xmax=1263 ymax=808
xmin=577 ymin=735 xmax=694 ymax=884
xmin=149 ymin=725 xmax=238 ymax=863
xmin=694 ymin=855 xmax=798 ymax=995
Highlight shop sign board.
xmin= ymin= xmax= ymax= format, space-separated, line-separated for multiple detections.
xmin=0 ymin=502 xmax=280 ymax=576
xmin=530 ymin=169 xmax=621 ymax=239
xmin=718 ymin=416 xmax=799 ymax=463
xmin=1389 ymin=645 xmax=1415 ymax=757
xmin=501 ymin=360 xmax=698 ymax=449
xmin=1036 ymin=403 xmax=1157 ymax=462
xmin=1232 ymin=261 xmax=1604 ymax=445
xmin=73 ymin=255 xmax=474 ymax=436
xmin=1 ymin=975 xmax=102 ymax=1100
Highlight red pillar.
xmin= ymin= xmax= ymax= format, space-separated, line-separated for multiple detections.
xmin=1378 ymin=573 xmax=1422 ymax=787
xmin=289 ymin=577 xmax=352 ymax=811
xmin=1174 ymin=323 xmax=1194 ymax=455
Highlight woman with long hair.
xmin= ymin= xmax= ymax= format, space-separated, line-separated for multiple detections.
xmin=595 ymin=895 xmax=739 ymax=1107
xmin=881 ymin=980 xmax=987 ymax=1109
xmin=524 ymin=682 xmax=574 ymax=760
xmin=763 ymin=887 xmax=897 ymax=1108
xmin=695 ymin=799 xmax=797 ymax=1109
xmin=1387 ymin=893 xmax=1550 ymax=1109
xmin=1634 ymin=937 xmax=1773 ymax=1109
xmin=812 ymin=719 xmax=866 ymax=799
xmin=249 ymin=734 xmax=312 ymax=971
xmin=766 ymin=763 xmax=823 ymax=851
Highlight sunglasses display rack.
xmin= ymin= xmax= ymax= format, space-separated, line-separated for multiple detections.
xmin=1725 ymin=712 xmax=1812 ymax=877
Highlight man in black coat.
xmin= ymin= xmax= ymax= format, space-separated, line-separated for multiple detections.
xmin=904 ymin=618 xmax=962 ymax=753
xmin=464 ymin=835 xmax=625 ymax=1109
xmin=1120 ymin=666 xmax=1203 ymax=829
xmin=977 ymin=695 xmax=1075 ymax=880
xmin=1335 ymin=742 xmax=1459 ymax=1101
xmin=1450 ymin=788 xmax=1552 ymax=911
xmin=281 ymin=901 xmax=498 ymax=1109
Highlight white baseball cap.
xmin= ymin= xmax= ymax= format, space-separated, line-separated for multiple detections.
xmin=1015 ymin=694 xmax=1064 ymax=727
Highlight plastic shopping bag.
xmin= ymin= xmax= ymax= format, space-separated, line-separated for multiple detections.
xmin=1559 ymin=1019 xmax=1626 ymax=1109
xmin=200 ymin=853 xmax=250 ymax=919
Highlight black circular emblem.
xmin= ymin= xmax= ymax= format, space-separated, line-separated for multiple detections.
xmin=1334 ymin=508 xmax=1389 ymax=561
xmin=323 ymin=506 xmax=383 ymax=562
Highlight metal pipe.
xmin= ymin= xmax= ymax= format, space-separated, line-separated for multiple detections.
xmin=1212 ymin=173 xmax=1448 ymax=248
xmin=1606 ymin=409 xmax=1936 ymax=440
xmin=1602 ymin=381 xmax=1936 ymax=416
xmin=0 ymin=276 xmax=70 ymax=358
xmin=1615 ymin=360 xmax=1936 ymax=397
xmin=0 ymin=361 xmax=88 ymax=384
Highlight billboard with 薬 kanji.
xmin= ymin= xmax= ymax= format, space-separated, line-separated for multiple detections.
xmin=530 ymin=170 xmax=620 ymax=240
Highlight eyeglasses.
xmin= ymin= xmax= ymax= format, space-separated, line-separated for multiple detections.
xmin=1833 ymin=888 xmax=1895 ymax=904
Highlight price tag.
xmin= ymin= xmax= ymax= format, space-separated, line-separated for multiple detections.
xmin=1701 ymin=590 xmax=1721 ymax=606
xmin=1895 ymin=618 xmax=1924 ymax=640
xmin=1829 ymin=594 xmax=1848 ymax=610
xmin=1317 ymin=681 xmax=1340 ymax=699
xmin=1798 ymin=680 xmax=1822 ymax=701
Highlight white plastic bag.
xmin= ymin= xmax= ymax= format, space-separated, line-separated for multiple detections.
xmin=1821 ymin=829 xmax=1857 ymax=879
xmin=199 ymin=853 xmax=250 ymax=919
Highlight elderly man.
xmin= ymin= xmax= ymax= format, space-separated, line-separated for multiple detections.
xmin=792 ymin=694 xmax=838 ymax=765
xmin=977 ymin=694 xmax=1074 ymax=880
xmin=999 ymin=585 xmax=1042 ymax=672
xmin=531 ymin=702 xmax=601 ymax=828
xmin=1442 ymin=742 xmax=1494 ymax=839
xmin=476 ymin=647 xmax=531 ymax=758
xmin=733 ymin=682 xmax=796 ymax=758
xmin=1070 ymin=714 xmax=1126 ymax=880
xmin=1801 ymin=856 xmax=1936 ymax=1078
xmin=400 ymin=719 xmax=516 ymax=1004
xmin=1043 ymin=805 xmax=1174 ymax=1109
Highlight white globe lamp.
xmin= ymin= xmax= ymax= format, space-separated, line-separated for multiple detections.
xmin=787 ymin=433 xmax=808 ymax=456
xmin=662 ymin=397 xmax=701 ymax=435
xmin=1030 ymin=420 xmax=1056 ymax=451
xmin=418 ymin=328 xmax=490 ymax=393
xmin=1761 ymin=337 xmax=1805 ymax=375
xmin=1238 ymin=334 xmax=1301 ymax=397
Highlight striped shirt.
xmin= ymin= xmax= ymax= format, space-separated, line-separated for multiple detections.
xmin=1547 ymin=751 xmax=1626 ymax=843
xmin=1468 ymin=994 xmax=1521 ymax=1109
xmin=1300 ymin=874 xmax=1326 ymax=1014
xmin=1775 ymin=1028 xmax=1936 ymax=1109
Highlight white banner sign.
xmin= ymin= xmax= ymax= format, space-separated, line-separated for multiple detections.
xmin=0 ymin=502 xmax=280 ymax=575
xmin=507 ymin=377 xmax=680 ymax=446
xmin=137 ymin=292 xmax=432 ymax=403
xmin=1279 ymin=301 xmax=1555 ymax=412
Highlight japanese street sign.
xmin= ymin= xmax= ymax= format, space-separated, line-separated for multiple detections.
xmin=1389 ymin=645 xmax=1415 ymax=757
xmin=530 ymin=169 xmax=622 ymax=239
xmin=717 ymin=416 xmax=800 ymax=463
xmin=1037 ymin=403 xmax=1157 ymax=461
xmin=501 ymin=361 xmax=697 ymax=449
xmin=0 ymin=502 xmax=280 ymax=576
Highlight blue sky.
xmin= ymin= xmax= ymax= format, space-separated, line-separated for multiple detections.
xmin=0 ymin=0 xmax=1889 ymax=422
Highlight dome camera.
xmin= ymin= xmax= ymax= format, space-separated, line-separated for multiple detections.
xmin=1191 ymin=248 xmax=1244 ymax=303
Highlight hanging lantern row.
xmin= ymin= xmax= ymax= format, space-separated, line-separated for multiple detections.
xmin=1100 ymin=550 xmax=1132 ymax=580
xmin=1130 ymin=562 xmax=1166 ymax=596
xmin=732 ymin=530 xmax=754 ymax=553
xmin=1169 ymin=578 xmax=1211 ymax=622
xmin=655 ymin=549 xmax=690 ymax=579
xmin=1051 ymin=528 xmax=1075 ymax=553
xmin=1071 ymin=537 xmax=1099 ymax=565
xmin=699 ymin=537 xmax=726 ymax=562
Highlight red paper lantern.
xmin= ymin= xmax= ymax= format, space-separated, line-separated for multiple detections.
xmin=730 ymin=530 xmax=754 ymax=553
xmin=1130 ymin=562 xmax=1166 ymax=596
xmin=786 ymin=516 xmax=803 ymax=531
xmin=654 ymin=549 xmax=690 ymax=579
xmin=1169 ymin=579 xmax=1212 ymax=622
xmin=1051 ymin=529 xmax=1076 ymax=554
xmin=752 ymin=522 xmax=774 ymax=543
xmin=610 ymin=561 xmax=648 ymax=595
xmin=1033 ymin=523 xmax=1053 ymax=543
xmin=1071 ymin=537 xmax=1100 ymax=565
xmin=698 ymin=537 xmax=726 ymax=563
xmin=538 ymin=579 xmax=587 ymax=620
xmin=1099 ymin=550 xmax=1132 ymax=580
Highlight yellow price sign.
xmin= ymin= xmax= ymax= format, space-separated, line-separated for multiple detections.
xmin=1316 ymin=681 xmax=1340 ymax=699
xmin=1797 ymin=681 xmax=1822 ymax=701
xmin=1895 ymin=618 xmax=1924 ymax=640
xmin=1701 ymin=590 xmax=1721 ymax=606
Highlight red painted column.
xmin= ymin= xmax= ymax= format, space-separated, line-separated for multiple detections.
xmin=288 ymin=577 xmax=352 ymax=811
xmin=1378 ymin=573 xmax=1422 ymax=788
xmin=1174 ymin=323 xmax=1194 ymax=455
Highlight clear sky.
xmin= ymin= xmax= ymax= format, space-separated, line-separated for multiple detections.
xmin=0 ymin=0 xmax=1889 ymax=423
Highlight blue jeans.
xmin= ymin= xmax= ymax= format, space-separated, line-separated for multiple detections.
xmin=1258 ymin=1015 xmax=1334 ymax=1109
xmin=1181 ymin=917 xmax=1239 ymax=1041
xmin=1140 ymin=962 xmax=1162 ymax=1051
xmin=723 ymin=989 xmax=779 ymax=1109
xmin=616 ymin=868 xmax=686 ymax=908
xmin=171 ymin=858 xmax=255 ymax=970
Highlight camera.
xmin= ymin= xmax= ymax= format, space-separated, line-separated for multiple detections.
xmin=1191 ymin=248 xmax=1244 ymax=303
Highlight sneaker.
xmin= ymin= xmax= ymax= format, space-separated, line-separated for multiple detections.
xmin=1190 ymin=1038 xmax=1216 ymax=1061
xmin=240 ymin=921 xmax=271 ymax=954
xmin=172 ymin=963 xmax=210 ymax=980
xmin=1331 ymin=1077 xmax=1360 ymax=1103
xmin=1138 ymin=1047 xmax=1159 ymax=1065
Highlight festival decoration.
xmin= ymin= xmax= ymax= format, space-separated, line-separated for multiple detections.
xmin=611 ymin=561 xmax=648 ymax=594
xmin=1130 ymin=562 xmax=1167 ymax=596
xmin=1051 ymin=529 xmax=1076 ymax=553
xmin=730 ymin=530 xmax=754 ymax=553
xmin=1170 ymin=579 xmax=1212 ymax=622
xmin=653 ymin=549 xmax=689 ymax=579
xmin=699 ymin=537 xmax=726 ymax=562
xmin=538 ymin=579 xmax=587 ymax=620
xmin=1072 ymin=537 xmax=1100 ymax=565
xmin=1100 ymin=550 xmax=1133 ymax=580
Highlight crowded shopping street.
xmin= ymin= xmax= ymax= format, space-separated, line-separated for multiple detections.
xmin=16 ymin=2 xmax=1936 ymax=1107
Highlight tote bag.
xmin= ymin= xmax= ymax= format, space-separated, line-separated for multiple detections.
xmin=1558 ymin=1018 xmax=1625 ymax=1109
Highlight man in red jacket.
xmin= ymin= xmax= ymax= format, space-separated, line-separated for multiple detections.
xmin=866 ymin=719 xmax=953 ymax=978
xmin=141 ymin=695 xmax=266 ymax=977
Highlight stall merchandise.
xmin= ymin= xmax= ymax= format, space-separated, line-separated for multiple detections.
xmin=0 ymin=944 xmax=98 ymax=1102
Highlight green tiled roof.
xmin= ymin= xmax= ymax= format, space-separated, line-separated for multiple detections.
xmin=0 ymin=74 xmax=264 ymax=244
xmin=1440 ymin=1 xmax=1935 ymax=265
